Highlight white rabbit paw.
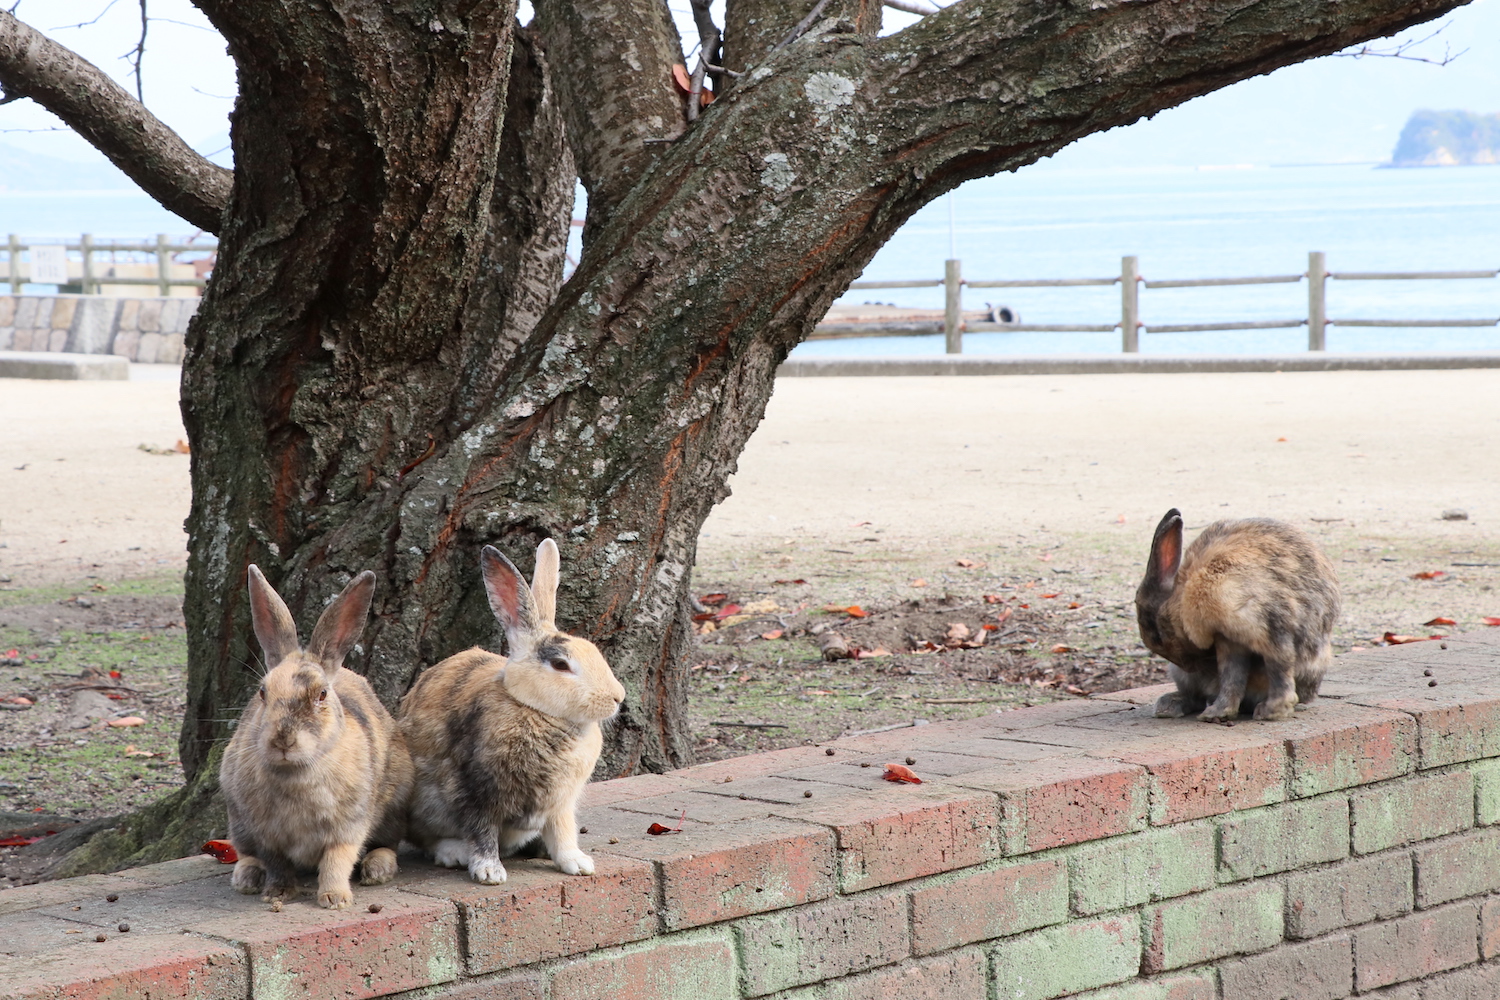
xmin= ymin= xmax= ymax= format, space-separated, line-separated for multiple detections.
xmin=554 ymin=849 xmax=595 ymax=876
xmin=433 ymin=839 xmax=471 ymax=868
xmin=469 ymin=855 xmax=508 ymax=885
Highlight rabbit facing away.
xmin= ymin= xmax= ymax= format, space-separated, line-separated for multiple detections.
xmin=1136 ymin=509 xmax=1340 ymax=722
xmin=220 ymin=567 xmax=413 ymax=909
xmin=400 ymin=539 xmax=625 ymax=885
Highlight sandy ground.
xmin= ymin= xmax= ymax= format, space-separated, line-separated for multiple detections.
xmin=2 ymin=365 xmax=1498 ymax=616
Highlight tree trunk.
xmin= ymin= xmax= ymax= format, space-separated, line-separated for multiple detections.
xmin=4 ymin=0 xmax=1470 ymax=871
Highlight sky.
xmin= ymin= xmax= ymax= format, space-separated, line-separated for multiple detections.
xmin=0 ymin=0 xmax=1495 ymax=176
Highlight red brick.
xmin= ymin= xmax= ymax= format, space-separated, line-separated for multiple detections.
xmin=1351 ymin=770 xmax=1473 ymax=854
xmin=735 ymin=891 xmax=907 ymax=996
xmin=193 ymin=881 xmax=461 ymax=999
xmin=401 ymin=855 xmax=657 ymax=974
xmin=1415 ymin=828 xmax=1500 ymax=908
xmin=981 ymin=698 xmax=1137 ymax=730
xmin=1285 ymin=851 xmax=1413 ymax=939
xmin=909 ymin=857 xmax=1067 ymax=955
xmin=581 ymin=772 xmax=706 ymax=808
xmin=0 ymin=874 xmax=149 ymax=918
xmin=1357 ymin=695 xmax=1500 ymax=769
xmin=1091 ymin=683 xmax=1177 ymax=706
xmin=676 ymin=744 xmax=867 ymax=783
xmin=949 ymin=756 xmax=1148 ymax=854
xmin=1421 ymin=962 xmax=1500 ymax=1000
xmin=807 ymin=948 xmax=987 ymax=1000
xmin=547 ymin=931 xmax=738 ymax=1000
xmin=1104 ymin=731 xmax=1287 ymax=825
xmin=427 ymin=971 xmax=547 ymax=1000
xmin=0 ymin=932 xmax=247 ymax=1000
xmin=577 ymin=805 xmax=837 ymax=930
xmin=1352 ymin=901 xmax=1479 ymax=990
xmin=1279 ymin=703 xmax=1416 ymax=797
xmin=1218 ymin=935 xmax=1352 ymax=1000
xmin=780 ymin=787 xmax=1001 ymax=892
xmin=1484 ymin=897 xmax=1500 ymax=960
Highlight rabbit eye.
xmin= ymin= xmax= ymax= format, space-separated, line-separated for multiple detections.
xmin=550 ymin=659 xmax=571 ymax=672
xmin=258 ymin=685 xmax=266 ymax=700
xmin=317 ymin=689 xmax=328 ymax=702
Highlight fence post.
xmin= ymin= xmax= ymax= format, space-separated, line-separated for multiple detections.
xmin=1307 ymin=250 xmax=1326 ymax=351
xmin=944 ymin=259 xmax=963 ymax=354
xmin=1120 ymin=255 xmax=1140 ymax=352
xmin=157 ymin=233 xmax=172 ymax=297
xmin=7 ymin=234 xmax=18 ymax=294
xmin=80 ymin=233 xmax=94 ymax=295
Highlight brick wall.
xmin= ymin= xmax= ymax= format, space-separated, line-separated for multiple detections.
xmin=0 ymin=294 xmax=198 ymax=363
xmin=3 ymin=632 xmax=1498 ymax=999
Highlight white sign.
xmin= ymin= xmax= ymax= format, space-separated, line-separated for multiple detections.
xmin=30 ymin=244 xmax=69 ymax=285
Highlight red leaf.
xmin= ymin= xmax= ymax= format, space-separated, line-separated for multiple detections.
xmin=699 ymin=593 xmax=729 ymax=607
xmin=646 ymin=823 xmax=677 ymax=835
xmin=844 ymin=606 xmax=868 ymax=618
xmin=774 ymin=579 xmax=807 ymax=585
xmin=956 ymin=559 xmax=977 ymax=568
xmin=0 ymin=834 xmax=45 ymax=847
xmin=692 ymin=612 xmax=716 ymax=622
xmin=1068 ymin=602 xmax=1082 ymax=609
xmin=1423 ymin=617 xmax=1457 ymax=627
xmin=1411 ymin=571 xmax=1447 ymax=580
xmin=202 ymin=839 xmax=238 ymax=864
xmin=852 ymin=646 xmax=891 ymax=658
xmin=911 ymin=578 xmax=928 ymax=588
xmin=1383 ymin=632 xmax=1445 ymax=645
xmin=1485 ymin=617 xmax=1500 ymax=627
xmin=982 ymin=595 xmax=1004 ymax=604
xmin=882 ymin=763 xmax=923 ymax=784
xmin=671 ymin=63 xmax=692 ymax=94
xmin=3 ymin=649 xmax=17 ymax=658
xmin=760 ymin=630 xmax=784 ymax=641
xmin=108 ymin=670 xmax=122 ymax=679
xmin=1050 ymin=644 xmax=1075 ymax=654
xmin=982 ymin=623 xmax=999 ymax=631
xmin=713 ymin=604 xmax=742 ymax=621
xmin=1041 ymin=593 xmax=1060 ymax=599
xmin=1018 ymin=604 xmax=1030 ymax=610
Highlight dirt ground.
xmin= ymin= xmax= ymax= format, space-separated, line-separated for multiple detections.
xmin=2 ymin=365 xmax=1499 ymax=876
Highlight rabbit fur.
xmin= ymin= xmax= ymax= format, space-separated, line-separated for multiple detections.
xmin=1136 ymin=509 xmax=1340 ymax=722
xmin=220 ymin=566 xmax=413 ymax=909
xmin=400 ymin=539 xmax=626 ymax=885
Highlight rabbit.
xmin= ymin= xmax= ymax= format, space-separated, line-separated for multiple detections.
xmin=1136 ymin=508 xmax=1340 ymax=722
xmin=219 ymin=566 xmax=414 ymax=909
xmin=399 ymin=539 xmax=626 ymax=885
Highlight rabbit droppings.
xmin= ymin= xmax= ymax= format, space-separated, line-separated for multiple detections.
xmin=1136 ymin=508 xmax=1341 ymax=722
xmin=220 ymin=567 xmax=414 ymax=908
xmin=400 ymin=539 xmax=626 ymax=885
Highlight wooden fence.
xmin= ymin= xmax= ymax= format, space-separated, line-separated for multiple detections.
xmin=4 ymin=234 xmax=216 ymax=296
xmin=824 ymin=252 xmax=1500 ymax=353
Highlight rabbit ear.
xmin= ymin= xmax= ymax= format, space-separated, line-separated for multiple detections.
xmin=530 ymin=539 xmax=560 ymax=632
xmin=482 ymin=545 xmax=541 ymax=643
xmin=1147 ymin=509 xmax=1185 ymax=593
xmin=247 ymin=565 xmax=301 ymax=668
xmin=306 ymin=571 xmax=376 ymax=673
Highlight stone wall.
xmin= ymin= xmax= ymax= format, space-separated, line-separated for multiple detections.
xmin=2 ymin=633 xmax=1499 ymax=999
xmin=0 ymin=294 xmax=197 ymax=364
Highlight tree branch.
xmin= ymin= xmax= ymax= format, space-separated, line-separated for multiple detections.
xmin=723 ymin=0 xmax=878 ymax=78
xmin=533 ymin=0 xmax=685 ymax=240
xmin=0 ymin=10 xmax=230 ymax=232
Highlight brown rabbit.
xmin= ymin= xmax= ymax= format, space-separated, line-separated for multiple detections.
xmin=1136 ymin=509 xmax=1340 ymax=722
xmin=220 ymin=567 xmax=413 ymax=908
xmin=400 ymin=539 xmax=625 ymax=884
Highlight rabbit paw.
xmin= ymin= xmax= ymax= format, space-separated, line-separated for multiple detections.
xmin=1153 ymin=692 xmax=1191 ymax=718
xmin=1252 ymin=699 xmax=1297 ymax=722
xmin=469 ymin=856 xmax=508 ymax=885
xmin=1197 ymin=703 xmax=1236 ymax=722
xmin=433 ymin=839 xmax=471 ymax=868
xmin=260 ymin=879 xmax=299 ymax=904
xmin=554 ymin=849 xmax=595 ymax=876
xmin=359 ymin=847 xmax=398 ymax=885
xmin=230 ymin=857 xmax=265 ymax=895
xmin=318 ymin=883 xmax=354 ymax=910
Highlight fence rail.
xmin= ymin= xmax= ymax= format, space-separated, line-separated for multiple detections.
xmin=820 ymin=252 xmax=1500 ymax=353
xmin=4 ymin=233 xmax=217 ymax=297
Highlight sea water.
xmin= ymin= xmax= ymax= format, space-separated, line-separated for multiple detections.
xmin=2 ymin=164 xmax=1496 ymax=355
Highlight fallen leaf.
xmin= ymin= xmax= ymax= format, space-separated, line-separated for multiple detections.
xmin=910 ymin=640 xmax=941 ymax=654
xmin=911 ymin=578 xmax=928 ymax=588
xmin=108 ymin=669 xmax=122 ymax=679
xmin=1423 ymin=617 xmax=1457 ymax=627
xmin=0 ymin=834 xmax=46 ymax=847
xmin=844 ymin=606 xmax=868 ymax=619
xmin=1411 ymin=571 xmax=1447 ymax=580
xmin=851 ymin=520 xmax=873 ymax=527
xmin=202 ymin=840 xmax=238 ymax=864
xmin=2 ymin=695 xmax=32 ymax=706
xmin=1037 ymin=552 xmax=1053 ymax=562
xmin=699 ymin=593 xmax=729 ymax=607
xmin=173 ymin=439 xmax=190 ymax=454
xmin=646 ymin=823 xmax=677 ymax=835
xmin=883 ymin=763 xmax=923 ymax=784
xmin=1041 ymin=593 xmax=1060 ymax=599
xmin=1276 ymin=436 xmax=1288 ymax=442
xmin=982 ymin=594 xmax=1004 ymax=604
xmin=1064 ymin=684 xmax=1088 ymax=695
xmin=122 ymin=745 xmax=157 ymax=758
xmin=713 ymin=603 xmax=743 ymax=621
xmin=945 ymin=623 xmax=971 ymax=642
xmin=1115 ymin=514 xmax=1127 ymax=524
xmin=107 ymin=717 xmax=145 ymax=727
xmin=1049 ymin=644 xmax=1075 ymax=654
xmin=3 ymin=649 xmax=17 ymax=658
xmin=956 ymin=559 xmax=977 ymax=568
xmin=670 ymin=63 xmax=692 ymax=93
xmin=1019 ymin=603 xmax=1030 ymax=610
xmin=773 ymin=579 xmax=807 ymax=585
xmin=852 ymin=646 xmax=891 ymax=659
xmin=106 ymin=693 xmax=124 ymax=701
xmin=982 ymin=623 xmax=999 ymax=631
xmin=696 ymin=620 xmax=717 ymax=634
xmin=1383 ymin=632 xmax=1445 ymax=645
xmin=1485 ymin=617 xmax=1500 ymax=627
xmin=760 ymin=630 xmax=784 ymax=641
xmin=1068 ymin=602 xmax=1082 ymax=609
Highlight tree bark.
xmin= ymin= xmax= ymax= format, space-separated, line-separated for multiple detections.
xmin=0 ymin=0 xmax=1475 ymax=867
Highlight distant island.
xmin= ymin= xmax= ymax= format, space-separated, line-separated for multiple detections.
xmin=1390 ymin=110 xmax=1500 ymax=167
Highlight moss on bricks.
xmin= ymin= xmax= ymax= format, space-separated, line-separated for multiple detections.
xmin=1067 ymin=823 xmax=1215 ymax=916
xmin=988 ymin=915 xmax=1141 ymax=1000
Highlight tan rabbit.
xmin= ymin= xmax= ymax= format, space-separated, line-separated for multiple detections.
xmin=220 ymin=567 xmax=413 ymax=908
xmin=400 ymin=539 xmax=625 ymax=884
xmin=1136 ymin=509 xmax=1341 ymax=722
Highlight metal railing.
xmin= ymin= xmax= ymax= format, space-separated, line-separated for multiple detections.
xmin=4 ymin=234 xmax=217 ymax=296
xmin=821 ymin=252 xmax=1500 ymax=353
